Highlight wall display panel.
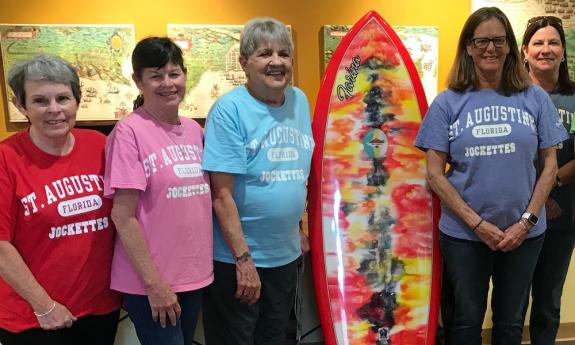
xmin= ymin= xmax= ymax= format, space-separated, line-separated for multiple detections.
xmin=322 ymin=25 xmax=439 ymax=102
xmin=0 ymin=24 xmax=136 ymax=123
xmin=168 ymin=24 xmax=293 ymax=119
xmin=471 ymin=0 xmax=575 ymax=80
xmin=168 ymin=25 xmax=244 ymax=119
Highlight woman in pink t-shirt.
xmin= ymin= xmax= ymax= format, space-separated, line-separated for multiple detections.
xmin=104 ymin=37 xmax=213 ymax=345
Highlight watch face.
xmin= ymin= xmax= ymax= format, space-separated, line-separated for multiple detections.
xmin=522 ymin=212 xmax=539 ymax=226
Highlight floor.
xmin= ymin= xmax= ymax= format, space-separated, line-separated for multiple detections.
xmin=481 ymin=322 xmax=575 ymax=345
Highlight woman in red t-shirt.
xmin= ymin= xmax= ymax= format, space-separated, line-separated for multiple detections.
xmin=0 ymin=54 xmax=121 ymax=345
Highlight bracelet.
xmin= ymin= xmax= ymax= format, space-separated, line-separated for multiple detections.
xmin=472 ymin=219 xmax=484 ymax=231
xmin=235 ymin=251 xmax=251 ymax=263
xmin=518 ymin=219 xmax=529 ymax=232
xmin=33 ymin=302 xmax=56 ymax=317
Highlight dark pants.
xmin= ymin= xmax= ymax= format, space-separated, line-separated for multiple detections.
xmin=0 ymin=309 xmax=120 ymax=345
xmin=440 ymin=260 xmax=455 ymax=345
xmin=440 ymin=232 xmax=544 ymax=345
xmin=526 ymin=227 xmax=575 ymax=345
xmin=123 ymin=289 xmax=202 ymax=345
xmin=203 ymin=257 xmax=301 ymax=345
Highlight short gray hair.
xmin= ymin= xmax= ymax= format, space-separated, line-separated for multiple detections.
xmin=8 ymin=54 xmax=81 ymax=108
xmin=240 ymin=17 xmax=293 ymax=58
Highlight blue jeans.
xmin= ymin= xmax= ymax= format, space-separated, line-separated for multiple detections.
xmin=123 ymin=290 xmax=202 ymax=345
xmin=440 ymin=232 xmax=544 ymax=345
xmin=526 ymin=227 xmax=575 ymax=345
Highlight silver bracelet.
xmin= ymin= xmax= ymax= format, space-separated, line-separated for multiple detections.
xmin=33 ymin=302 xmax=56 ymax=317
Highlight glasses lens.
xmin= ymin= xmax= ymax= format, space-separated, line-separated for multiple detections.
xmin=493 ymin=37 xmax=506 ymax=47
xmin=473 ymin=38 xmax=488 ymax=48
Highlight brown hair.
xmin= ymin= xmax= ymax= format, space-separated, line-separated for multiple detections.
xmin=521 ymin=16 xmax=575 ymax=94
xmin=447 ymin=7 xmax=530 ymax=95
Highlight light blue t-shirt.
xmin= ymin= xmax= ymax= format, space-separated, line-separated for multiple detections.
xmin=416 ymin=85 xmax=568 ymax=241
xmin=202 ymin=85 xmax=314 ymax=267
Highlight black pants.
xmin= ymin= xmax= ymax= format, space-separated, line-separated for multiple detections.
xmin=0 ymin=309 xmax=120 ymax=345
xmin=203 ymin=258 xmax=300 ymax=345
xmin=525 ymin=227 xmax=575 ymax=345
xmin=440 ymin=232 xmax=544 ymax=345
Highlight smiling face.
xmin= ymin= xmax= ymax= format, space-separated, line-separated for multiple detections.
xmin=134 ymin=62 xmax=186 ymax=113
xmin=240 ymin=41 xmax=293 ymax=96
xmin=523 ymin=25 xmax=564 ymax=77
xmin=14 ymin=80 xmax=77 ymax=145
xmin=467 ymin=17 xmax=510 ymax=80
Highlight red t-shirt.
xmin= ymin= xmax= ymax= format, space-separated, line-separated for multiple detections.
xmin=0 ymin=129 xmax=121 ymax=332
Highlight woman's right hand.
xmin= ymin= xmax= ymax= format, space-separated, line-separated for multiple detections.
xmin=146 ymin=281 xmax=181 ymax=328
xmin=35 ymin=301 xmax=77 ymax=330
xmin=473 ymin=220 xmax=505 ymax=250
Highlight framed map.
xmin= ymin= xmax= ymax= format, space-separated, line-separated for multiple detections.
xmin=168 ymin=25 xmax=244 ymax=119
xmin=168 ymin=24 xmax=293 ymax=119
xmin=471 ymin=0 xmax=575 ymax=80
xmin=322 ymin=25 xmax=439 ymax=103
xmin=0 ymin=24 xmax=136 ymax=123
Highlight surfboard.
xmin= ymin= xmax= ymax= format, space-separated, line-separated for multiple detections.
xmin=308 ymin=10 xmax=441 ymax=345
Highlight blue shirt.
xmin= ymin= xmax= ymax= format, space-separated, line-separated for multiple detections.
xmin=415 ymin=85 xmax=568 ymax=240
xmin=202 ymin=85 xmax=314 ymax=267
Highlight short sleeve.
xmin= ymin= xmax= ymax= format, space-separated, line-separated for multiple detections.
xmin=104 ymin=121 xmax=147 ymax=197
xmin=0 ymin=148 xmax=16 ymax=241
xmin=415 ymin=93 xmax=451 ymax=153
xmin=535 ymin=88 xmax=569 ymax=149
xmin=202 ymin=101 xmax=247 ymax=174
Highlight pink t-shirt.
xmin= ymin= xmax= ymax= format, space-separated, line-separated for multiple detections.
xmin=104 ymin=108 xmax=213 ymax=294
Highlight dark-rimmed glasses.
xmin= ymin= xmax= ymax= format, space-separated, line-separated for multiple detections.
xmin=527 ymin=16 xmax=562 ymax=28
xmin=470 ymin=36 xmax=507 ymax=49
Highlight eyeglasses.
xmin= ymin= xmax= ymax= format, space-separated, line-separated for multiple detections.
xmin=470 ymin=36 xmax=507 ymax=49
xmin=527 ymin=16 xmax=562 ymax=28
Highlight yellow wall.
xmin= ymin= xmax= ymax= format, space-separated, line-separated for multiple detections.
xmin=1 ymin=0 xmax=574 ymax=328
xmin=0 ymin=0 xmax=469 ymax=138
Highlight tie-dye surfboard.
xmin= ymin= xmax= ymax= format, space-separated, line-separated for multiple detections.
xmin=308 ymin=11 xmax=441 ymax=345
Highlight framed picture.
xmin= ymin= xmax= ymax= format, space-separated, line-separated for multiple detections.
xmin=0 ymin=24 xmax=137 ymax=123
xmin=168 ymin=24 xmax=293 ymax=119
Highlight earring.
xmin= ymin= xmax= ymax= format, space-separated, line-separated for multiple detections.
xmin=561 ymin=56 xmax=565 ymax=62
xmin=524 ymin=58 xmax=528 ymax=63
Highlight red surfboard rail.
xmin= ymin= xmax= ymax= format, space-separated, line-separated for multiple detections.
xmin=308 ymin=10 xmax=441 ymax=345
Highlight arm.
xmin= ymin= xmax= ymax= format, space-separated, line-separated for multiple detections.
xmin=546 ymin=158 xmax=575 ymax=219
xmin=110 ymin=189 xmax=180 ymax=327
xmin=497 ymin=146 xmax=558 ymax=251
xmin=0 ymin=241 xmax=76 ymax=330
xmin=426 ymin=149 xmax=505 ymax=250
xmin=299 ymin=219 xmax=310 ymax=253
xmin=556 ymin=159 xmax=575 ymax=185
xmin=210 ymin=172 xmax=261 ymax=305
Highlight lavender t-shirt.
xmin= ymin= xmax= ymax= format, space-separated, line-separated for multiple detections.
xmin=416 ymin=85 xmax=568 ymax=241
xmin=104 ymin=108 xmax=213 ymax=294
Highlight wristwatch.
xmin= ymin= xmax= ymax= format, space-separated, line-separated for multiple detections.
xmin=521 ymin=212 xmax=539 ymax=226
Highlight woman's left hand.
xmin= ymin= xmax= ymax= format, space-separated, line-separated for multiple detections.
xmin=36 ymin=301 xmax=77 ymax=330
xmin=300 ymin=231 xmax=310 ymax=254
xmin=496 ymin=222 xmax=528 ymax=252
